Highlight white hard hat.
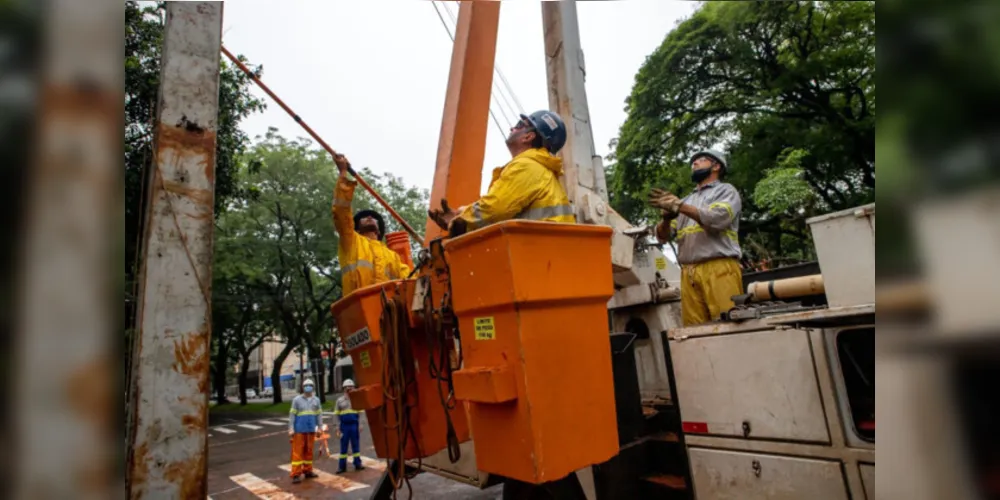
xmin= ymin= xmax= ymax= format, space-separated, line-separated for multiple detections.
xmin=303 ymin=379 xmax=315 ymax=387
xmin=342 ymin=378 xmax=355 ymax=389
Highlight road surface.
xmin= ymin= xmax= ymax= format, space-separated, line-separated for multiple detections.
xmin=208 ymin=411 xmax=503 ymax=499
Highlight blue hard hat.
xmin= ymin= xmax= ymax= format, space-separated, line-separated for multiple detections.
xmin=521 ymin=110 xmax=567 ymax=155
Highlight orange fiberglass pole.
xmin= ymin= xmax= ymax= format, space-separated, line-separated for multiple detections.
xmin=424 ymin=1 xmax=501 ymax=245
xmin=220 ymin=45 xmax=423 ymax=242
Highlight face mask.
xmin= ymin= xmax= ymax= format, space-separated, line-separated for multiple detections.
xmin=691 ymin=167 xmax=713 ymax=184
xmin=303 ymin=385 xmax=313 ymax=393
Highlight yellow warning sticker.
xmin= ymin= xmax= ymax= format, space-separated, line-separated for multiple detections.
xmin=474 ymin=317 xmax=496 ymax=340
xmin=359 ymin=350 xmax=371 ymax=369
xmin=655 ymin=256 xmax=667 ymax=270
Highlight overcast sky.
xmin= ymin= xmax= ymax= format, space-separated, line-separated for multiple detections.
xmin=221 ymin=1 xmax=698 ymax=194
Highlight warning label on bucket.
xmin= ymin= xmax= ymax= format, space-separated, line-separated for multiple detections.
xmin=474 ymin=317 xmax=496 ymax=340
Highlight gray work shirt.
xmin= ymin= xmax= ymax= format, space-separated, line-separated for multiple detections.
xmin=661 ymin=181 xmax=742 ymax=265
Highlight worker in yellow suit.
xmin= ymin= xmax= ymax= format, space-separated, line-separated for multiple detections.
xmin=428 ymin=110 xmax=575 ymax=235
xmin=648 ymin=149 xmax=743 ymax=326
xmin=332 ymin=154 xmax=411 ymax=295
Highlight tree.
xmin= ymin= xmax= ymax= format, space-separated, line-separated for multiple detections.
xmin=215 ymin=130 xmax=430 ymax=403
xmin=608 ymin=1 xmax=874 ymax=267
xmin=213 ymin=226 xmax=272 ymax=405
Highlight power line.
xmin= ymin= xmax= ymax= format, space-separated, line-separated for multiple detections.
xmin=430 ymin=1 xmax=507 ymax=140
xmin=495 ymin=67 xmax=525 ymax=115
xmin=441 ymin=1 xmax=518 ymax=122
xmin=441 ymin=1 xmax=525 ymax=118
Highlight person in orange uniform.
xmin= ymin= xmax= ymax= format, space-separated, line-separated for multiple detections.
xmin=428 ymin=110 xmax=575 ymax=236
xmin=331 ymin=154 xmax=411 ymax=294
xmin=288 ymin=379 xmax=322 ymax=483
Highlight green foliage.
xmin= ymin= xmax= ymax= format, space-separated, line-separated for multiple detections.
xmin=608 ymin=1 xmax=874 ymax=266
xmin=212 ymin=129 xmax=430 ymax=396
xmin=753 ymin=149 xmax=816 ymax=216
xmin=216 ymin=130 xmax=341 ymax=350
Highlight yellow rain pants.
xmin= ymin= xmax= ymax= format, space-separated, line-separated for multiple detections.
xmin=680 ymin=257 xmax=743 ymax=326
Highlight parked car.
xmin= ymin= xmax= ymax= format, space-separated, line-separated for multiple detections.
xmin=259 ymin=387 xmax=273 ymax=398
xmin=245 ymin=388 xmax=256 ymax=399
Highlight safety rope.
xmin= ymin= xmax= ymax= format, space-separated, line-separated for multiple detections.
xmin=422 ymin=281 xmax=462 ymax=463
xmin=421 ymin=239 xmax=463 ymax=463
xmin=379 ymin=289 xmax=422 ymax=499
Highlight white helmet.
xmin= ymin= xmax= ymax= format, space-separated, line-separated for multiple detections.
xmin=303 ymin=379 xmax=315 ymax=388
xmin=342 ymin=378 xmax=356 ymax=389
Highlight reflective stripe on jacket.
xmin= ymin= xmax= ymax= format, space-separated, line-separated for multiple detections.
xmin=289 ymin=394 xmax=323 ymax=434
xmin=334 ymin=395 xmax=360 ymax=427
xmin=457 ymin=148 xmax=576 ymax=231
xmin=656 ymin=181 xmax=742 ymax=265
xmin=332 ymin=174 xmax=412 ymax=294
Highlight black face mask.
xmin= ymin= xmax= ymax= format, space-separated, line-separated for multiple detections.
xmin=691 ymin=167 xmax=713 ymax=184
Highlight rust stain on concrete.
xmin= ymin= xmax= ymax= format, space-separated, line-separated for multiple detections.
xmin=173 ymin=332 xmax=210 ymax=394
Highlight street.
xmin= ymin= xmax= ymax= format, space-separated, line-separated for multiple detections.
xmin=208 ymin=411 xmax=503 ymax=499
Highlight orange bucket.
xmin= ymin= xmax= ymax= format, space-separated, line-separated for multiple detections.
xmin=331 ymin=280 xmax=468 ymax=461
xmin=385 ymin=231 xmax=414 ymax=268
xmin=443 ymin=220 xmax=619 ymax=484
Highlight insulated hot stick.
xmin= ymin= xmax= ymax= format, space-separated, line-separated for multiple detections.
xmin=221 ymin=46 xmax=423 ymax=242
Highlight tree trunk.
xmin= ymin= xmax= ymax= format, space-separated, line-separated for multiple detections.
xmin=327 ymin=341 xmax=335 ymax=394
xmin=213 ymin=340 xmax=230 ymax=404
xmin=316 ymin=352 xmax=327 ymax=403
xmin=304 ymin=339 xmax=326 ymax=403
xmin=238 ymin=354 xmax=250 ymax=406
xmin=270 ymin=341 xmax=296 ymax=404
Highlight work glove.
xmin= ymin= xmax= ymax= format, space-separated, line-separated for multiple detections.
xmin=333 ymin=153 xmax=351 ymax=176
xmin=428 ymin=199 xmax=461 ymax=231
xmin=648 ymin=188 xmax=682 ymax=215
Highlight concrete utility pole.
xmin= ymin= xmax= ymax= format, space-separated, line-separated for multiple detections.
xmin=15 ymin=0 xmax=119 ymax=498
xmin=126 ymin=3 xmax=223 ymax=498
xmin=541 ymin=1 xmax=678 ymax=286
xmin=541 ymin=1 xmax=609 ymax=222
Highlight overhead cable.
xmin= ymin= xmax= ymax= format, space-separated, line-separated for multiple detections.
xmin=430 ymin=1 xmax=508 ymax=139
xmin=441 ymin=1 xmax=526 ymax=118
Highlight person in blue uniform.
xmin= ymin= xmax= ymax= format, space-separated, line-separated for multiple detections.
xmin=333 ymin=378 xmax=365 ymax=473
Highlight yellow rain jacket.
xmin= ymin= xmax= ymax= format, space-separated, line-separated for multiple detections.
xmin=332 ymin=174 xmax=411 ymax=295
xmin=456 ymin=147 xmax=576 ymax=231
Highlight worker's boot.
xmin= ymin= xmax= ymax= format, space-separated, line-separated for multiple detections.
xmin=291 ymin=475 xmax=302 ymax=484
xmin=304 ymin=471 xmax=319 ymax=479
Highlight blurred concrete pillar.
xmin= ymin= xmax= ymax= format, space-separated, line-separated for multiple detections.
xmin=13 ymin=0 xmax=120 ymax=498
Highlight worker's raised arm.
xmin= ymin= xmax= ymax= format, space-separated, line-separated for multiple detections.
xmin=696 ymin=184 xmax=741 ymax=233
xmin=331 ymin=155 xmax=358 ymax=245
xmin=455 ymin=160 xmax=545 ymax=231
